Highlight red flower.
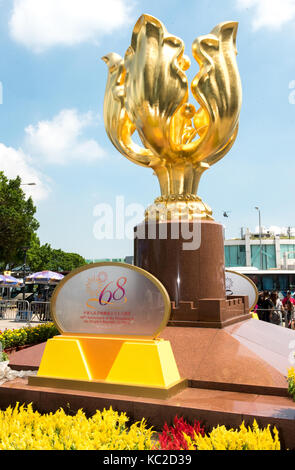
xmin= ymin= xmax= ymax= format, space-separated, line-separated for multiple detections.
xmin=158 ymin=416 xmax=205 ymax=450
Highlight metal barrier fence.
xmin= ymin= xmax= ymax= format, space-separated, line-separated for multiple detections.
xmin=0 ymin=300 xmax=30 ymax=321
xmin=0 ymin=300 xmax=51 ymax=322
xmin=255 ymin=308 xmax=295 ymax=328
xmin=30 ymin=301 xmax=51 ymax=321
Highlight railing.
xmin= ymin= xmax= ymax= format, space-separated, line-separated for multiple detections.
xmin=30 ymin=301 xmax=51 ymax=321
xmin=255 ymin=308 xmax=294 ymax=328
xmin=0 ymin=300 xmax=51 ymax=323
xmin=0 ymin=300 xmax=30 ymax=321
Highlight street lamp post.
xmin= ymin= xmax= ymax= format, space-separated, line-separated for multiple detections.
xmin=255 ymin=207 xmax=263 ymax=270
xmin=21 ymin=246 xmax=30 ymax=300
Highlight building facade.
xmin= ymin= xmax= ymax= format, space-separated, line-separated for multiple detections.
xmin=225 ymin=231 xmax=295 ymax=270
xmin=87 ymin=234 xmax=295 ymax=272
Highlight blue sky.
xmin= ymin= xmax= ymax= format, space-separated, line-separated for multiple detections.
xmin=1 ymin=0 xmax=295 ymax=259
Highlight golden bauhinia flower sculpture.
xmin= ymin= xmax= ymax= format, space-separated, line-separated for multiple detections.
xmin=102 ymin=14 xmax=242 ymax=221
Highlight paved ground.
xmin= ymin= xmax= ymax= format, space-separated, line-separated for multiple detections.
xmin=0 ymin=319 xmax=43 ymax=331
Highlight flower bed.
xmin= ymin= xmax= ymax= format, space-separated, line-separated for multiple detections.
xmin=0 ymin=323 xmax=59 ymax=352
xmin=155 ymin=416 xmax=280 ymax=450
xmin=0 ymin=404 xmax=153 ymax=450
xmin=182 ymin=421 xmax=280 ymax=450
xmin=0 ymin=404 xmax=281 ymax=450
xmin=156 ymin=416 xmax=205 ymax=450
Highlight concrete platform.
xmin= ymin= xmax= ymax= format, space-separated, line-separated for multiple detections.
xmin=0 ymin=320 xmax=43 ymax=331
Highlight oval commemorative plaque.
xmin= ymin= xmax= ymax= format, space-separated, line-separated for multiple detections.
xmin=51 ymin=262 xmax=171 ymax=338
xmin=225 ymin=269 xmax=258 ymax=311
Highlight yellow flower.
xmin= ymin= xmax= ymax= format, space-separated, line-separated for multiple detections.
xmin=0 ymin=404 xmax=154 ymax=450
xmin=183 ymin=421 xmax=280 ymax=451
xmin=288 ymin=367 xmax=295 ymax=380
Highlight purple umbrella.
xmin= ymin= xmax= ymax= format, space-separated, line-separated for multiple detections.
xmin=0 ymin=274 xmax=23 ymax=285
xmin=26 ymin=270 xmax=64 ymax=283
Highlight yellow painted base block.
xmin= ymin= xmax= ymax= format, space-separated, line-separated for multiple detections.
xmin=28 ymin=375 xmax=188 ymax=399
xmin=33 ymin=335 xmax=186 ymax=397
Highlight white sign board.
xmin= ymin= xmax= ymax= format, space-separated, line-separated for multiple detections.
xmin=225 ymin=270 xmax=258 ymax=311
xmin=51 ymin=262 xmax=171 ymax=338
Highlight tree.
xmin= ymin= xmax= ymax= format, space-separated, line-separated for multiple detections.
xmin=26 ymin=238 xmax=86 ymax=273
xmin=0 ymin=172 xmax=39 ymax=268
xmin=0 ymin=172 xmax=86 ymax=273
xmin=49 ymin=249 xmax=86 ymax=272
xmin=26 ymin=236 xmax=52 ymax=272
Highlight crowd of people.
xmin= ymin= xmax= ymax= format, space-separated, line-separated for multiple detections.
xmin=255 ymin=291 xmax=295 ymax=328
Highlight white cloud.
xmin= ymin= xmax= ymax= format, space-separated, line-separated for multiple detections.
xmin=24 ymin=109 xmax=105 ymax=165
xmin=0 ymin=143 xmax=50 ymax=201
xmin=9 ymin=0 xmax=133 ymax=52
xmin=0 ymin=108 xmax=105 ymax=202
xmin=237 ymin=0 xmax=295 ymax=30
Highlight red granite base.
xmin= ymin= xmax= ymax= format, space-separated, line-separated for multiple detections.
xmin=134 ymin=221 xmax=251 ymax=328
xmin=4 ymin=318 xmax=295 ymax=449
xmin=160 ymin=319 xmax=295 ymax=397
xmin=0 ymin=377 xmax=295 ymax=450
xmin=8 ymin=342 xmax=46 ymax=371
xmin=8 ymin=319 xmax=294 ymax=397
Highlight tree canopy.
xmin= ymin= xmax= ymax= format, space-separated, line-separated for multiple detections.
xmin=0 ymin=172 xmax=86 ymax=272
xmin=26 ymin=236 xmax=86 ymax=272
xmin=0 ymin=172 xmax=39 ymax=268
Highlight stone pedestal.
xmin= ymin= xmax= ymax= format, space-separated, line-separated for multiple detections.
xmin=134 ymin=220 xmax=251 ymax=328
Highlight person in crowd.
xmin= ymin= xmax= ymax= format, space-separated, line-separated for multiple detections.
xmin=270 ymin=291 xmax=283 ymax=325
xmin=256 ymin=292 xmax=265 ymax=320
xmin=261 ymin=291 xmax=274 ymax=323
xmin=282 ymin=291 xmax=295 ymax=307
xmin=284 ymin=299 xmax=294 ymax=329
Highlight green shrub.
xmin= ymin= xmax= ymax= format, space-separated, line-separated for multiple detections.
xmin=0 ymin=323 xmax=59 ymax=350
xmin=0 ymin=351 xmax=8 ymax=362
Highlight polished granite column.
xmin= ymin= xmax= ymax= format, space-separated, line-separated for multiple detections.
xmin=134 ymin=220 xmax=250 ymax=327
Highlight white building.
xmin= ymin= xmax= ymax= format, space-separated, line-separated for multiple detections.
xmin=225 ymin=228 xmax=295 ymax=270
